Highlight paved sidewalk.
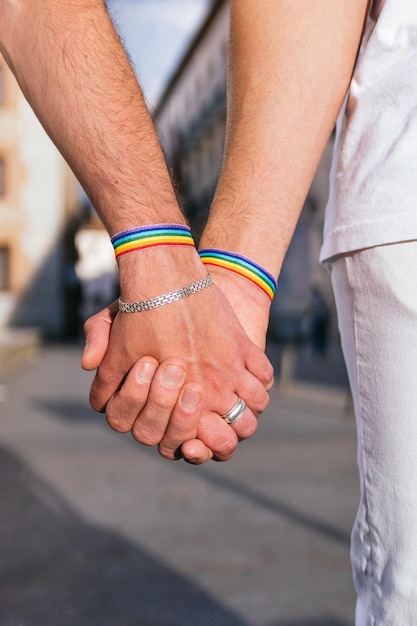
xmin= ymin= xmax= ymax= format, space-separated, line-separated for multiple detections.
xmin=0 ymin=344 xmax=359 ymax=626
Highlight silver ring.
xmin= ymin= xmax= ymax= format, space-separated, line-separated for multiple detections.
xmin=222 ymin=398 xmax=247 ymax=425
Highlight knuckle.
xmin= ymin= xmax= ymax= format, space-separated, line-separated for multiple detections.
xmin=89 ymin=373 xmax=118 ymax=413
xmin=237 ymin=418 xmax=258 ymax=439
xmin=250 ymin=386 xmax=270 ymax=413
xmin=89 ymin=398 xmax=103 ymax=413
xmin=153 ymin=399 xmax=173 ymax=413
xmin=106 ymin=412 xmax=131 ymax=433
xmin=265 ymin=364 xmax=275 ymax=385
xmin=267 ymin=362 xmax=275 ymax=379
xmin=122 ymin=385 xmax=148 ymax=408
xmin=148 ymin=391 xmax=178 ymax=413
xmin=215 ymin=431 xmax=238 ymax=459
xmin=158 ymin=443 xmax=180 ymax=461
xmin=169 ymin=418 xmax=197 ymax=440
xmin=131 ymin=425 xmax=159 ymax=447
xmin=255 ymin=353 xmax=275 ymax=383
xmin=96 ymin=369 xmax=117 ymax=390
xmin=89 ymin=390 xmax=106 ymax=414
xmin=258 ymin=390 xmax=270 ymax=412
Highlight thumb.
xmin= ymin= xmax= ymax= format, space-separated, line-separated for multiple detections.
xmin=81 ymin=300 xmax=119 ymax=371
xmin=181 ymin=439 xmax=214 ymax=465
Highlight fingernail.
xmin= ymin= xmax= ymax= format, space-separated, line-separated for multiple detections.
xmin=180 ymin=389 xmax=201 ymax=413
xmin=83 ymin=339 xmax=90 ymax=354
xmin=161 ymin=365 xmax=185 ymax=388
xmin=136 ymin=361 xmax=156 ymax=384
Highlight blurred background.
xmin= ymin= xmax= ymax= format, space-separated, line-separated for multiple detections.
xmin=0 ymin=3 xmax=358 ymax=625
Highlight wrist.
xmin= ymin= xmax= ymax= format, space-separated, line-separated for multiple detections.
xmin=201 ymin=216 xmax=284 ymax=281
xmin=111 ymin=223 xmax=194 ymax=259
xmin=208 ymin=266 xmax=271 ymax=350
xmin=198 ymin=248 xmax=277 ymax=302
xmin=117 ymin=245 xmax=208 ymax=302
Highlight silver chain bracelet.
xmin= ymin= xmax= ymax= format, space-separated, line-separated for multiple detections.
xmin=118 ymin=274 xmax=213 ymax=313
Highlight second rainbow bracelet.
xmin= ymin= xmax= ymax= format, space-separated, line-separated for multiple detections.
xmin=199 ymin=248 xmax=277 ymax=301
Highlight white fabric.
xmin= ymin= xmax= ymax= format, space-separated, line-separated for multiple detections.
xmin=320 ymin=0 xmax=417 ymax=263
xmin=316 ymin=1 xmax=417 ymax=621
xmin=328 ymin=242 xmax=417 ymax=625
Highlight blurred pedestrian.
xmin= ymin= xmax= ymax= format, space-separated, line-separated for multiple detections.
xmin=302 ymin=287 xmax=330 ymax=357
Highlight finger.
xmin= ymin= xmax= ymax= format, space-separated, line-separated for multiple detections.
xmin=181 ymin=399 xmax=258 ymax=464
xmin=89 ymin=364 xmax=126 ymax=413
xmin=105 ymin=357 xmax=159 ymax=432
xmin=186 ymin=405 xmax=258 ymax=464
xmin=131 ymin=360 xmax=186 ymax=447
xmin=81 ymin=300 xmax=119 ymax=371
xmin=245 ymin=345 xmax=275 ymax=390
xmin=181 ymin=438 xmax=214 ymax=465
xmin=236 ymin=371 xmax=271 ymax=417
xmin=157 ymin=383 xmax=207 ymax=460
xmin=196 ymin=411 xmax=239 ymax=462
xmin=222 ymin=400 xmax=259 ymax=442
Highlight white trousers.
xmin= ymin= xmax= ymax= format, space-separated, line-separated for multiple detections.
xmin=328 ymin=242 xmax=417 ymax=625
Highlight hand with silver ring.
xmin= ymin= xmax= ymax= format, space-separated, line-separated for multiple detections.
xmin=82 ymin=262 xmax=275 ymax=464
xmin=81 ymin=252 xmax=275 ymax=465
xmin=222 ymin=398 xmax=247 ymax=425
xmin=82 ymin=294 xmax=273 ymax=463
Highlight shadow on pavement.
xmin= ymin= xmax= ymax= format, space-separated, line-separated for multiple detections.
xmin=268 ymin=617 xmax=350 ymax=626
xmin=194 ymin=467 xmax=351 ymax=548
xmin=0 ymin=443 xmax=248 ymax=626
xmin=33 ymin=398 xmax=102 ymax=422
xmin=34 ymin=397 xmax=351 ymax=550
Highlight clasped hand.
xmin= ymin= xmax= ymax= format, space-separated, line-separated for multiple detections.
xmin=82 ymin=275 xmax=274 ymax=464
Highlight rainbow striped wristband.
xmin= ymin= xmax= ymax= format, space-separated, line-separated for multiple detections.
xmin=111 ymin=224 xmax=195 ymax=259
xmin=198 ymin=248 xmax=277 ymax=301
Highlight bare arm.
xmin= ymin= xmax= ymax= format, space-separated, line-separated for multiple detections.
xmin=0 ymin=0 xmax=180 ymax=231
xmin=0 ymin=0 xmax=200 ymax=308
xmin=199 ymin=0 xmax=370 ymax=345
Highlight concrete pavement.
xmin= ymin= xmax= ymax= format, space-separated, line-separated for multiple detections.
xmin=0 ymin=343 xmax=359 ymax=626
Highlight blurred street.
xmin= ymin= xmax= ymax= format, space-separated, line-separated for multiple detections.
xmin=0 ymin=343 xmax=358 ymax=626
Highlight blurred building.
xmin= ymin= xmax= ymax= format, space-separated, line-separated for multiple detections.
xmin=0 ymin=56 xmax=82 ymax=337
xmin=155 ymin=0 xmax=347 ymax=385
xmin=155 ymin=0 xmax=228 ymax=240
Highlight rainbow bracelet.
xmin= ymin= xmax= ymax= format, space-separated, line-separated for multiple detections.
xmin=111 ymin=224 xmax=195 ymax=259
xmin=199 ymin=248 xmax=277 ymax=301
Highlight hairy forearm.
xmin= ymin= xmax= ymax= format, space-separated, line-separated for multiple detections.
xmin=202 ymin=0 xmax=370 ymax=277
xmin=0 ymin=0 xmax=183 ymax=234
